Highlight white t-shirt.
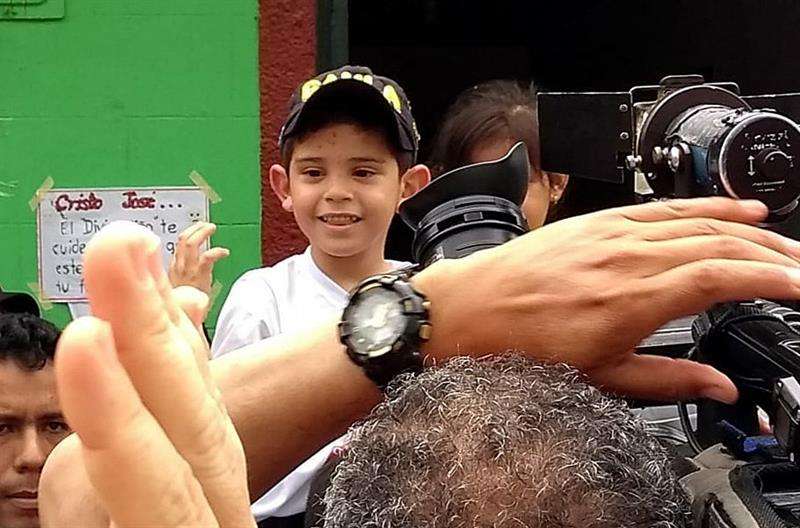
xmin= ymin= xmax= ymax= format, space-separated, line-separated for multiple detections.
xmin=211 ymin=247 xmax=409 ymax=520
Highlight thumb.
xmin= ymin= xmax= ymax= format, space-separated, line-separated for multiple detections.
xmin=199 ymin=247 xmax=231 ymax=272
xmin=172 ymin=286 xmax=210 ymax=329
xmin=587 ymin=353 xmax=739 ymax=404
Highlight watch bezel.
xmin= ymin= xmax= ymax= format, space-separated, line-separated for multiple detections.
xmin=338 ymin=272 xmax=431 ymax=388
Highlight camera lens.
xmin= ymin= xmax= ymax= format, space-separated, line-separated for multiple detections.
xmin=412 ymin=195 xmax=528 ymax=267
xmin=717 ymin=111 xmax=800 ymax=214
xmin=668 ymin=105 xmax=800 ymax=217
xmin=399 ymin=141 xmax=531 ymax=267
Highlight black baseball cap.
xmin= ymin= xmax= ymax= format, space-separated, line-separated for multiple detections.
xmin=279 ymin=65 xmax=420 ymax=162
xmin=0 ymin=289 xmax=40 ymax=317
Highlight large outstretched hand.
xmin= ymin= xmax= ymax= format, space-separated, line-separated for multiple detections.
xmin=54 ymin=222 xmax=254 ymax=528
xmin=420 ymin=197 xmax=800 ymax=403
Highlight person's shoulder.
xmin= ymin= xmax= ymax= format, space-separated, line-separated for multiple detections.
xmin=233 ymin=252 xmax=307 ymax=286
xmin=226 ymin=267 xmax=271 ymax=296
xmin=226 ymin=251 xmax=317 ymax=307
xmin=262 ymin=250 xmax=313 ymax=284
xmin=213 ymin=261 xmax=292 ymax=345
xmin=271 ymin=250 xmax=309 ymax=270
xmin=222 ymin=263 xmax=286 ymax=310
xmin=388 ymin=259 xmax=415 ymax=272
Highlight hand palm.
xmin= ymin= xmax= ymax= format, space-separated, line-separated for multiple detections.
xmin=55 ymin=222 xmax=254 ymax=528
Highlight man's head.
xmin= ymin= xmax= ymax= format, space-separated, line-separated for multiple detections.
xmin=0 ymin=290 xmax=40 ymax=317
xmin=323 ymin=356 xmax=689 ymax=528
xmin=0 ymin=313 xmax=69 ymax=528
xmin=269 ymin=66 xmax=429 ymax=260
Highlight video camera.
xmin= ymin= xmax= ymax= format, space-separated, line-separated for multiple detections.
xmin=399 ymin=75 xmax=800 ymax=527
xmin=537 ymin=79 xmax=800 ymax=520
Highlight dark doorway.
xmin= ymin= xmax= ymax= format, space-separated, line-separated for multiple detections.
xmin=345 ymin=0 xmax=800 ymax=259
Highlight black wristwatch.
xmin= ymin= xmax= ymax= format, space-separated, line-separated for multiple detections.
xmin=339 ymin=271 xmax=431 ymax=389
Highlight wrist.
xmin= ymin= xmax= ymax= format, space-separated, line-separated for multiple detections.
xmin=410 ymin=256 xmax=488 ymax=363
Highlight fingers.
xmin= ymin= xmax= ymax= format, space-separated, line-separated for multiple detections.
xmin=170 ymin=222 xmax=225 ymax=292
xmin=179 ymin=222 xmax=217 ymax=265
xmin=150 ymin=261 xmax=214 ymax=383
xmin=83 ymin=221 xmax=254 ymax=528
xmin=173 ymin=285 xmax=211 ymax=329
xmin=172 ymin=285 xmax=213 ymax=361
xmin=170 ymin=222 xmax=208 ymax=281
xmin=55 ymin=317 xmax=219 ymax=528
xmin=612 ymin=197 xmax=768 ymax=224
xmin=644 ymin=259 xmax=800 ymax=323
xmin=587 ymin=353 xmax=739 ymax=403
xmin=633 ymin=235 xmax=800 ymax=276
xmin=39 ymin=434 xmax=111 ymax=528
xmin=640 ymin=217 xmax=800 ymax=260
xmin=179 ymin=220 xmax=208 ymax=240
xmin=84 ymin=222 xmax=170 ymax=344
xmin=83 ymin=223 xmax=213 ymax=429
xmin=167 ymin=252 xmax=181 ymax=285
xmin=199 ymin=247 xmax=230 ymax=273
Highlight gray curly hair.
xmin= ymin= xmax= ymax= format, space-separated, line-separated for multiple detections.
xmin=322 ymin=355 xmax=689 ymax=528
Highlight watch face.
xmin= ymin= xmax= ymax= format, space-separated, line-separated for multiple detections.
xmin=349 ymin=287 xmax=406 ymax=356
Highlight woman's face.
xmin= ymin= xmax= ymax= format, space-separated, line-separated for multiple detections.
xmin=467 ymin=137 xmax=552 ymax=229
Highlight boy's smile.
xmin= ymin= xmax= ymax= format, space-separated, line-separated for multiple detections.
xmin=318 ymin=212 xmax=363 ymax=227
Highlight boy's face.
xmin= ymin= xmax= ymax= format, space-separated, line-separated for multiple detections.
xmin=281 ymin=123 xmax=409 ymax=259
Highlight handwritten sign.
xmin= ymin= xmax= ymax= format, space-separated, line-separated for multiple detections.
xmin=37 ymin=187 xmax=209 ymax=301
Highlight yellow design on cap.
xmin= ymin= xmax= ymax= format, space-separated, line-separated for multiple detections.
xmin=300 ymin=71 xmax=396 ymax=112
xmin=301 ymin=79 xmax=322 ymax=102
xmin=383 ymin=85 xmax=402 ymax=113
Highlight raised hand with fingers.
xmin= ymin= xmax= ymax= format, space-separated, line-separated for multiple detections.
xmin=168 ymin=222 xmax=230 ymax=295
xmin=54 ymin=222 xmax=254 ymax=528
xmin=418 ymin=197 xmax=800 ymax=404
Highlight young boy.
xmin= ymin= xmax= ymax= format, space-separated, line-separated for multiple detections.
xmin=211 ymin=66 xmax=429 ymax=526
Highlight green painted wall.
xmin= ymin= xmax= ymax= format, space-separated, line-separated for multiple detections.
xmin=0 ymin=0 xmax=261 ymax=331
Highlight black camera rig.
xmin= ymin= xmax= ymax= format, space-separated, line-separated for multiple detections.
xmin=399 ymin=75 xmax=800 ymax=527
xmin=538 ymin=74 xmax=800 ymax=226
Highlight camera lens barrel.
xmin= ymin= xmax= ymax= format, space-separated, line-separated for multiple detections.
xmin=667 ymin=105 xmax=800 ymax=217
xmin=412 ymin=195 xmax=528 ymax=267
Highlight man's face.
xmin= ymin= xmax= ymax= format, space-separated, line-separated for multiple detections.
xmin=288 ymin=123 xmax=404 ymax=259
xmin=0 ymin=360 xmax=70 ymax=528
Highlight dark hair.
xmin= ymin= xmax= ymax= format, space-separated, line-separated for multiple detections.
xmin=322 ymin=356 xmax=689 ymax=528
xmin=0 ymin=313 xmax=60 ymax=370
xmin=428 ymin=80 xmax=541 ymax=178
xmin=280 ymin=97 xmax=414 ymax=174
